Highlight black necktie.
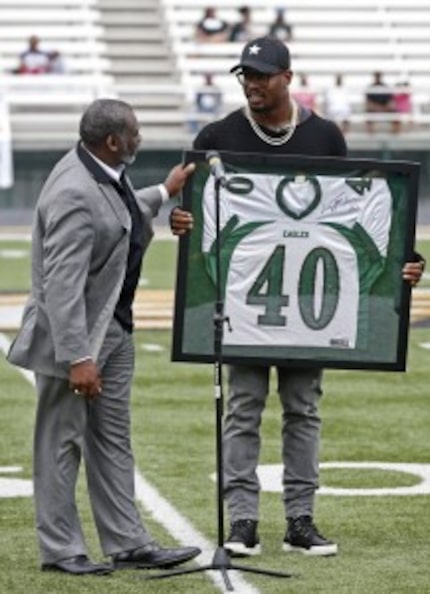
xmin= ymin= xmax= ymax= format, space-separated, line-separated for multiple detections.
xmin=114 ymin=172 xmax=132 ymax=211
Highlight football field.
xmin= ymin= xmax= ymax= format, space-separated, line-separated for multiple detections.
xmin=0 ymin=235 xmax=429 ymax=593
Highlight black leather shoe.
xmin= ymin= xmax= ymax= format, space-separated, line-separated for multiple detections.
xmin=112 ymin=542 xmax=201 ymax=569
xmin=42 ymin=555 xmax=113 ymax=575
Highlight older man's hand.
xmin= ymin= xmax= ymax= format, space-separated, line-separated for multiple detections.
xmin=164 ymin=162 xmax=196 ymax=198
xmin=69 ymin=359 xmax=102 ymax=400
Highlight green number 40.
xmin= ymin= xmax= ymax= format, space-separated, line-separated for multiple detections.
xmin=246 ymin=245 xmax=340 ymax=330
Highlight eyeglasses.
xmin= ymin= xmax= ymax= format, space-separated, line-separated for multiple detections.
xmin=235 ymin=70 xmax=279 ymax=86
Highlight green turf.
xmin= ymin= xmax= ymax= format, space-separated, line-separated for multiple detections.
xmin=1 ymin=233 xmax=430 ymax=593
xmin=2 ymin=326 xmax=429 ymax=593
xmin=0 ymin=237 xmax=429 ymax=292
xmin=0 ymin=238 xmax=178 ymax=292
xmin=0 ymin=240 xmax=31 ymax=292
xmin=140 ymin=238 xmax=178 ymax=290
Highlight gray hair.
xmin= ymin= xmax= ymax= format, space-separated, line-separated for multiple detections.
xmin=79 ymin=98 xmax=134 ymax=147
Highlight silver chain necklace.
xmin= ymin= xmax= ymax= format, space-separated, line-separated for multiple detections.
xmin=243 ymin=99 xmax=299 ymax=146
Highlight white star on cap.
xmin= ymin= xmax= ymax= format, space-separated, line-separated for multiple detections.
xmin=248 ymin=44 xmax=261 ymax=55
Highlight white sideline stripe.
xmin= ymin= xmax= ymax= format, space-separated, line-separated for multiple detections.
xmin=0 ymin=465 xmax=23 ymax=473
xmin=134 ymin=471 xmax=260 ymax=594
xmin=0 ymin=333 xmax=260 ymax=594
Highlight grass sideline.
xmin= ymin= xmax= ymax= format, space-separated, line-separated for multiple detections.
xmin=0 ymin=237 xmax=429 ymax=293
xmin=1 ymin=236 xmax=430 ymax=593
xmin=0 ymin=237 xmax=178 ymax=292
xmin=1 ymin=327 xmax=430 ymax=593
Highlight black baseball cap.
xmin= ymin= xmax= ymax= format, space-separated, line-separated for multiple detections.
xmin=230 ymin=36 xmax=291 ymax=74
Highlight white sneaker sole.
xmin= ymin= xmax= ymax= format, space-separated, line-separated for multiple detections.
xmin=224 ymin=542 xmax=262 ymax=557
xmin=282 ymin=542 xmax=338 ymax=557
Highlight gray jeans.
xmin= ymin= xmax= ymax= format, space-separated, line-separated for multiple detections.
xmin=224 ymin=364 xmax=323 ymax=522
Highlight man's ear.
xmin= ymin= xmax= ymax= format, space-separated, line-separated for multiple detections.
xmin=106 ymin=133 xmax=119 ymax=153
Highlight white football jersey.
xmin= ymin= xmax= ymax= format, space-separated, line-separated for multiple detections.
xmin=201 ymin=173 xmax=392 ymax=350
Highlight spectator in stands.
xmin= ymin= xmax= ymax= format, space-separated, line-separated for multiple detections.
xmin=17 ymin=35 xmax=51 ymax=74
xmin=194 ymin=7 xmax=229 ymax=43
xmin=188 ymin=72 xmax=223 ymax=133
xmin=229 ymin=6 xmax=254 ymax=43
xmin=324 ymin=74 xmax=351 ymax=133
xmin=292 ymin=73 xmax=317 ymax=111
xmin=47 ymin=50 xmax=66 ymax=74
xmin=17 ymin=35 xmax=64 ymax=75
xmin=365 ymin=71 xmax=397 ymax=133
xmin=393 ymin=80 xmax=412 ymax=132
xmin=267 ymin=8 xmax=293 ymax=42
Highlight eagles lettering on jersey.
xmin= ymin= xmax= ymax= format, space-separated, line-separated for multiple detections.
xmin=201 ymin=173 xmax=392 ymax=350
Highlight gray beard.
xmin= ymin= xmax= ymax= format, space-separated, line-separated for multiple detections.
xmin=122 ymin=153 xmax=136 ymax=166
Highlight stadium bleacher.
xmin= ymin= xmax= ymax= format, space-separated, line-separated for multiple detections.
xmin=162 ymin=0 xmax=430 ymax=128
xmin=0 ymin=0 xmax=188 ymax=148
xmin=0 ymin=0 xmax=430 ymax=149
xmin=0 ymin=0 xmax=114 ymax=148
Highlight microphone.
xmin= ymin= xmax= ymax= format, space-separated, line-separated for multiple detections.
xmin=206 ymin=151 xmax=227 ymax=186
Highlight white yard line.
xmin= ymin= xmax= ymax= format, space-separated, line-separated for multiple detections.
xmin=0 ymin=332 xmax=260 ymax=594
xmin=134 ymin=471 xmax=261 ymax=593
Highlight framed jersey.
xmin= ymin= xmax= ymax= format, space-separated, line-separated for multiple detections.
xmin=172 ymin=150 xmax=420 ymax=371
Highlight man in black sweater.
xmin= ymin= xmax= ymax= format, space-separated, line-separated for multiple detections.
xmin=172 ymin=37 xmax=424 ymax=558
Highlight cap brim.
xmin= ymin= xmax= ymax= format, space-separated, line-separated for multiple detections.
xmin=230 ymin=59 xmax=281 ymax=74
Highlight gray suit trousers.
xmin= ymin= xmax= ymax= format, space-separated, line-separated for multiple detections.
xmin=34 ymin=318 xmax=152 ymax=564
xmin=224 ymin=364 xmax=323 ymax=522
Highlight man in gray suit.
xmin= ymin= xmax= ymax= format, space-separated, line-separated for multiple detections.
xmin=7 ymin=99 xmax=199 ymax=575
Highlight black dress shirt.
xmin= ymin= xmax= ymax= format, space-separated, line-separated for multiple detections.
xmin=77 ymin=143 xmax=144 ymax=333
xmin=112 ymin=172 xmax=144 ymax=332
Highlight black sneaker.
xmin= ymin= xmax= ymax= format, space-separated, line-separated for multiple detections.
xmin=283 ymin=516 xmax=338 ymax=557
xmin=224 ymin=519 xmax=261 ymax=557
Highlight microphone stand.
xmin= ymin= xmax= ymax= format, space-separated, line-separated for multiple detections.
xmin=142 ymin=176 xmax=293 ymax=590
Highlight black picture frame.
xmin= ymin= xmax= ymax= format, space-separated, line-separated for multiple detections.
xmin=172 ymin=150 xmax=420 ymax=371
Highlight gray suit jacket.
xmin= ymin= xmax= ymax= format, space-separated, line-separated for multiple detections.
xmin=7 ymin=147 xmax=164 ymax=378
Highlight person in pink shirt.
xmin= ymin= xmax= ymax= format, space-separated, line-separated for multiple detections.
xmin=292 ymin=73 xmax=317 ymax=111
xmin=393 ymin=80 xmax=412 ymax=132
